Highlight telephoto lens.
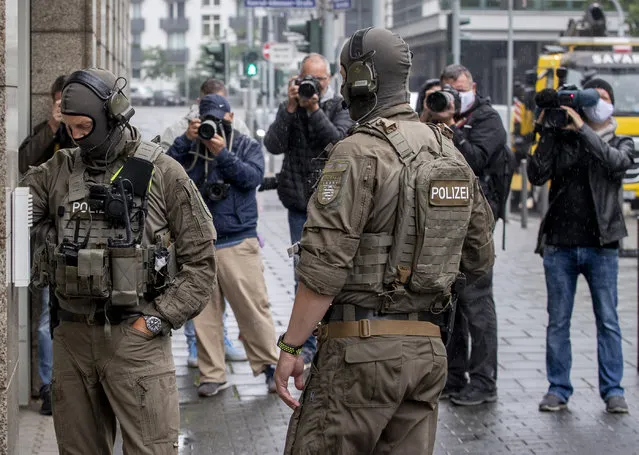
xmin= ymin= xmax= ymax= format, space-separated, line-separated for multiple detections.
xmin=426 ymin=91 xmax=453 ymax=113
xmin=198 ymin=119 xmax=219 ymax=141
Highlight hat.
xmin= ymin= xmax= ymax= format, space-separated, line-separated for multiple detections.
xmin=583 ymin=78 xmax=615 ymax=105
xmin=199 ymin=94 xmax=231 ymax=119
xmin=423 ymin=78 xmax=441 ymax=93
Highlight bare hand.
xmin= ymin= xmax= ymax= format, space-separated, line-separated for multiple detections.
xmin=275 ymin=351 xmax=305 ymax=409
xmin=186 ymin=118 xmax=201 ymax=141
xmin=561 ymin=106 xmax=584 ymax=131
xmin=204 ymin=134 xmax=226 ymax=156
xmin=298 ymin=94 xmax=320 ymax=113
xmin=48 ymin=100 xmax=62 ymax=133
xmin=287 ymin=77 xmax=300 ymax=113
xmin=428 ymin=101 xmax=456 ymax=126
xmin=131 ymin=316 xmax=153 ymax=336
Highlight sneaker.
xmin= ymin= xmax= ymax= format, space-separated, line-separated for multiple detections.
xmin=606 ymin=396 xmax=629 ymax=414
xmin=539 ymin=393 xmax=568 ymax=412
xmin=264 ymin=365 xmax=277 ymax=394
xmin=224 ymin=336 xmax=247 ymax=362
xmin=450 ymin=385 xmax=498 ymax=406
xmin=39 ymin=384 xmax=52 ymax=416
xmin=440 ymin=385 xmax=463 ymax=400
xmin=187 ymin=337 xmax=198 ymax=368
xmin=197 ymin=382 xmax=231 ymax=397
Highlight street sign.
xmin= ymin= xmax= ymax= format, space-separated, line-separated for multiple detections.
xmin=262 ymin=42 xmax=270 ymax=60
xmin=244 ymin=0 xmax=315 ymax=7
xmin=267 ymin=43 xmax=296 ymax=65
xmin=332 ymin=0 xmax=351 ymax=9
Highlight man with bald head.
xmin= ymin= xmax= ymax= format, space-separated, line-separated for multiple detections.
xmin=264 ymin=53 xmax=352 ymax=365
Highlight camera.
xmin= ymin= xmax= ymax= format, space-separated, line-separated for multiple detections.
xmin=535 ymin=86 xmax=600 ymax=129
xmin=202 ymin=181 xmax=230 ymax=201
xmin=198 ymin=118 xmax=222 ymax=141
xmin=426 ymin=84 xmax=461 ymax=114
xmin=88 ymin=182 xmax=134 ymax=225
xmin=295 ymin=75 xmax=321 ymax=99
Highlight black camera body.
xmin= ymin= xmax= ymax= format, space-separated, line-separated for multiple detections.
xmin=295 ymin=75 xmax=321 ymax=99
xmin=535 ymin=86 xmax=600 ymax=129
xmin=88 ymin=182 xmax=134 ymax=226
xmin=426 ymin=84 xmax=461 ymax=114
xmin=198 ymin=118 xmax=222 ymax=141
xmin=202 ymin=181 xmax=230 ymax=201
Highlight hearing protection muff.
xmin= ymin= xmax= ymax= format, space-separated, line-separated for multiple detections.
xmin=345 ymin=27 xmax=378 ymax=102
xmin=63 ymin=70 xmax=135 ymax=125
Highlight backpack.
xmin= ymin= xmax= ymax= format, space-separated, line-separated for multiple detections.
xmin=351 ymin=118 xmax=476 ymax=314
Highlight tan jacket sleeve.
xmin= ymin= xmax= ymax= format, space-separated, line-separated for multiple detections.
xmin=460 ymin=177 xmax=495 ymax=281
xmin=153 ymin=159 xmax=217 ymax=329
xmin=296 ymin=143 xmax=377 ymax=296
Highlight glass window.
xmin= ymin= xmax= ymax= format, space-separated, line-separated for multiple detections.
xmin=168 ymin=32 xmax=186 ymax=49
xmin=202 ymin=14 xmax=221 ymax=38
xmin=177 ymin=2 xmax=185 ymax=18
xmin=132 ymin=33 xmax=141 ymax=48
xmin=203 ymin=0 xmax=210 ymax=5
xmin=132 ymin=3 xmax=142 ymax=18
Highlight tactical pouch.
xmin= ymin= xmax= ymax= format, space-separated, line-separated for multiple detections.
xmin=55 ymin=247 xmax=111 ymax=299
xmin=110 ymin=246 xmax=146 ymax=307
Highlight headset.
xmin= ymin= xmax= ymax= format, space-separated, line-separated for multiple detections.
xmin=63 ymin=70 xmax=135 ymax=125
xmin=345 ymin=27 xmax=378 ymax=103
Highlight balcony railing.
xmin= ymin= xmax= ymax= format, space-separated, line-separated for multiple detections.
xmin=160 ymin=17 xmax=189 ymax=33
xmin=131 ymin=18 xmax=145 ymax=34
xmin=131 ymin=47 xmax=144 ymax=63
xmin=165 ymin=48 xmax=190 ymax=64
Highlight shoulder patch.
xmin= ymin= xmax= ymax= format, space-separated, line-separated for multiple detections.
xmin=429 ymin=179 xmax=471 ymax=207
xmin=188 ymin=179 xmax=213 ymax=220
xmin=316 ymin=160 xmax=350 ymax=206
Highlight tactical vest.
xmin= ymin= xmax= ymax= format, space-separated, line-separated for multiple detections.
xmin=343 ymin=119 xmax=475 ymax=314
xmin=44 ymin=142 xmax=177 ymax=314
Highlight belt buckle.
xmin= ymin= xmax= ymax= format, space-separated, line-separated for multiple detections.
xmin=358 ymin=319 xmax=371 ymax=338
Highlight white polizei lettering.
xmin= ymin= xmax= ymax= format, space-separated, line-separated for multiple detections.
xmin=72 ymin=202 xmax=89 ymax=213
xmin=431 ymin=187 xmax=439 ymax=199
xmin=431 ymin=185 xmax=469 ymax=200
xmin=460 ymin=186 xmax=468 ymax=200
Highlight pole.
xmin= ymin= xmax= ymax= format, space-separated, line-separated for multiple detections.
xmin=268 ymin=11 xmax=275 ymax=114
xmin=506 ymin=0 xmax=514 ymax=149
xmin=246 ymin=8 xmax=255 ymax=137
xmin=608 ymin=0 xmax=626 ymax=37
xmin=323 ymin=7 xmax=335 ymax=66
xmin=372 ymin=0 xmax=384 ymax=28
xmin=452 ymin=0 xmax=461 ymax=64
xmin=520 ymin=159 xmax=528 ymax=229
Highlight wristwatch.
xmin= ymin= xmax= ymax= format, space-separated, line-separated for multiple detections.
xmin=277 ymin=333 xmax=303 ymax=356
xmin=143 ymin=315 xmax=163 ymax=335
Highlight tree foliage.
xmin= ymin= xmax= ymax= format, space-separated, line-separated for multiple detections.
xmin=142 ymin=47 xmax=176 ymax=80
xmin=601 ymin=0 xmax=638 ymax=36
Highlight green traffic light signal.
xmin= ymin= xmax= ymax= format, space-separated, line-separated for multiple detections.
xmin=244 ymin=50 xmax=259 ymax=78
xmin=246 ymin=63 xmax=258 ymax=77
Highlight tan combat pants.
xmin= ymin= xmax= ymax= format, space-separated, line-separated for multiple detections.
xmin=194 ymin=237 xmax=278 ymax=382
xmin=284 ymin=335 xmax=448 ymax=455
xmin=52 ymin=320 xmax=179 ymax=455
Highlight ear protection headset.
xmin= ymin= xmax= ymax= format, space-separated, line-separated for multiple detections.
xmin=345 ymin=27 xmax=378 ymax=101
xmin=63 ymin=70 xmax=135 ymax=125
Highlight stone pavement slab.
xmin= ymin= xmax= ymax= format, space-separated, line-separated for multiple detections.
xmin=18 ymin=191 xmax=639 ymax=455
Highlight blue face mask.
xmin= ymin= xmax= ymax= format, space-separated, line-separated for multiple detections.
xmin=583 ymin=99 xmax=614 ymax=124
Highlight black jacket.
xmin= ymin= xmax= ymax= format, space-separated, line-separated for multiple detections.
xmin=528 ymin=124 xmax=635 ymax=252
xmin=264 ymin=96 xmax=353 ymax=212
xmin=19 ymin=121 xmax=74 ymax=175
xmin=449 ymin=96 xmax=507 ymax=212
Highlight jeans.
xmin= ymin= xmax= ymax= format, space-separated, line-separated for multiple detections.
xmin=288 ymin=209 xmax=317 ymax=355
xmin=445 ymin=269 xmax=498 ymax=392
xmin=38 ymin=287 xmax=53 ymax=386
xmin=543 ymin=246 xmax=624 ymax=401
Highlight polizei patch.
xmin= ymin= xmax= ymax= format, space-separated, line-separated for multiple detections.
xmin=316 ymin=160 xmax=349 ymax=206
xmin=429 ymin=180 xmax=471 ymax=206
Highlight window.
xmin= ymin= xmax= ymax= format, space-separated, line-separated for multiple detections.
xmin=168 ymin=1 xmax=185 ymax=18
xmin=203 ymin=0 xmax=210 ymax=5
xmin=168 ymin=32 xmax=186 ymax=49
xmin=132 ymin=33 xmax=141 ymax=48
xmin=132 ymin=68 xmax=141 ymax=79
xmin=202 ymin=15 xmax=221 ymax=38
xmin=132 ymin=3 xmax=142 ymax=18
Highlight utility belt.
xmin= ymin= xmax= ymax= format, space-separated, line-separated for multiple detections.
xmin=319 ymin=305 xmax=441 ymax=340
xmin=57 ymin=308 xmax=133 ymax=326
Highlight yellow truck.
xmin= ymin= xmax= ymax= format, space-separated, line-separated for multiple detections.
xmin=510 ymin=5 xmax=639 ymax=209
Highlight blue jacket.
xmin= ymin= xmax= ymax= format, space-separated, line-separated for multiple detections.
xmin=167 ymin=131 xmax=264 ymax=242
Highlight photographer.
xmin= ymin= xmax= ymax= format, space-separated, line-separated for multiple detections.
xmin=415 ymin=78 xmax=441 ymax=120
xmin=167 ymin=94 xmax=279 ymax=397
xmin=424 ymin=64 xmax=504 ymax=406
xmin=528 ymin=79 xmax=634 ymax=414
xmin=263 ymin=53 xmax=352 ymax=364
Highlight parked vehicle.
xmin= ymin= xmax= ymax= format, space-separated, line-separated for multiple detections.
xmin=153 ymin=89 xmax=186 ymax=107
xmin=130 ymin=86 xmax=154 ymax=106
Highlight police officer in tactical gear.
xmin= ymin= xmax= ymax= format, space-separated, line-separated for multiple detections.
xmin=22 ymin=68 xmax=217 ymax=455
xmin=274 ymin=28 xmax=495 ymax=454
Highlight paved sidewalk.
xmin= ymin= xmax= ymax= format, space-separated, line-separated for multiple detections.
xmin=19 ymin=191 xmax=639 ymax=454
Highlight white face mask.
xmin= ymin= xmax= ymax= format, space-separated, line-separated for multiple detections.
xmin=459 ymin=90 xmax=476 ymax=114
xmin=583 ymin=99 xmax=614 ymax=124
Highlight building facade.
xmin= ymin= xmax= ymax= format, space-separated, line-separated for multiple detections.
xmin=0 ymin=1 xmax=131 ymax=453
xmin=392 ymin=0 xmax=626 ymax=104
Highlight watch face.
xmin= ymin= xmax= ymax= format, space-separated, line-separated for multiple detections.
xmin=145 ymin=316 xmax=162 ymax=334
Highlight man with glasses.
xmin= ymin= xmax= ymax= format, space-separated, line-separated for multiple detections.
xmin=264 ymin=53 xmax=352 ymax=365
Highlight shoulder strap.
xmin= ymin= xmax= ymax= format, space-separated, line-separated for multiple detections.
xmin=354 ymin=117 xmax=416 ymax=164
xmin=134 ymin=141 xmax=164 ymax=163
xmin=68 ymin=149 xmax=87 ymax=202
xmin=426 ymin=123 xmax=457 ymax=157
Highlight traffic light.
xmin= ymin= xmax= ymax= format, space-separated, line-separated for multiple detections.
xmin=243 ymin=51 xmax=259 ymax=78
xmin=287 ymin=19 xmax=322 ymax=55
xmin=204 ymin=42 xmax=227 ymax=81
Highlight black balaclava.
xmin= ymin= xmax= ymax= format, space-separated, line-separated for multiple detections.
xmin=61 ymin=68 xmax=132 ymax=167
xmin=340 ymin=27 xmax=412 ymax=122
